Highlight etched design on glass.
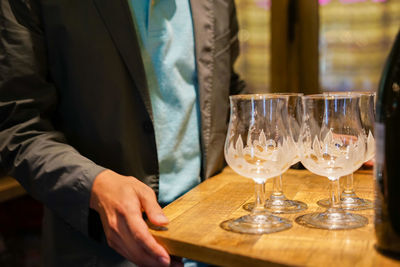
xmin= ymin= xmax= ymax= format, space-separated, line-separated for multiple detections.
xmin=300 ymin=129 xmax=366 ymax=180
xmin=365 ymin=130 xmax=375 ymax=161
xmin=225 ymin=131 xmax=295 ymax=183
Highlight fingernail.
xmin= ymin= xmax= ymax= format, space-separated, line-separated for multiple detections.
xmin=157 ymin=214 xmax=169 ymax=223
xmin=159 ymin=256 xmax=170 ymax=266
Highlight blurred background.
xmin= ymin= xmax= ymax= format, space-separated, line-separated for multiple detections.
xmin=0 ymin=0 xmax=399 ymax=266
xmin=235 ymin=0 xmax=400 ymax=93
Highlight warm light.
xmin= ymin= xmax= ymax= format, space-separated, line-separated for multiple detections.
xmin=319 ymin=0 xmax=387 ymax=5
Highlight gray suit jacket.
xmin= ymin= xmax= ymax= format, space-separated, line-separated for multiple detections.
xmin=0 ymin=0 xmax=244 ymax=265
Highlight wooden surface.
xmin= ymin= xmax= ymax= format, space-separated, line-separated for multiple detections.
xmin=0 ymin=176 xmax=25 ymax=203
xmin=150 ymin=167 xmax=400 ymax=267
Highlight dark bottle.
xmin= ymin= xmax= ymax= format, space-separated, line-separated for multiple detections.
xmin=375 ymin=28 xmax=400 ymax=259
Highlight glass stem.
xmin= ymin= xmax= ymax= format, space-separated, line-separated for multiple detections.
xmin=328 ymin=178 xmax=342 ymax=213
xmin=272 ymin=175 xmax=283 ymax=196
xmin=270 ymin=175 xmax=287 ymax=201
xmin=341 ymin=173 xmax=357 ymax=199
xmin=252 ymin=181 xmax=266 ymax=214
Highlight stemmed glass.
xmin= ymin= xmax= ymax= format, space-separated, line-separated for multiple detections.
xmin=296 ymin=94 xmax=368 ymax=229
xmin=243 ymin=93 xmax=308 ymax=213
xmin=317 ymin=92 xmax=375 ymax=210
xmin=221 ymin=94 xmax=294 ymax=234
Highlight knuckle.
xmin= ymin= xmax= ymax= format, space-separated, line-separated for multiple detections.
xmin=114 ymin=202 xmax=127 ymax=216
xmin=107 ymin=218 xmax=119 ymax=234
xmin=143 ymin=187 xmax=156 ymax=199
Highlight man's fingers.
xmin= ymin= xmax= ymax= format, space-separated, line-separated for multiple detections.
xmin=106 ymin=212 xmax=170 ymax=267
xmin=110 ymin=231 xmax=167 ymax=267
xmin=136 ymin=185 xmax=169 ymax=226
xmin=91 ymin=172 xmax=171 ymax=266
xmin=114 ymin=237 xmax=167 ymax=267
xmin=128 ymin=215 xmax=170 ymax=257
xmin=128 ymin=241 xmax=169 ymax=267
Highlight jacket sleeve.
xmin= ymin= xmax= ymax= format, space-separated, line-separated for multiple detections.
xmin=229 ymin=0 xmax=246 ymax=95
xmin=0 ymin=0 xmax=105 ymax=237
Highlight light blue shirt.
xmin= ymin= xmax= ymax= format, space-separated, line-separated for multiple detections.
xmin=129 ymin=0 xmax=201 ymax=205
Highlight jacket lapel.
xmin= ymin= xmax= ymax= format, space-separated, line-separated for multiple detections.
xmin=93 ymin=0 xmax=153 ymax=120
xmin=190 ymin=0 xmax=215 ymax=177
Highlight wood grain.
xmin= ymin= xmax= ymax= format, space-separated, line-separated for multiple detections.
xmin=150 ymin=167 xmax=400 ymax=267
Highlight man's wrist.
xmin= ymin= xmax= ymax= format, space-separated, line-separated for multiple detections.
xmin=90 ymin=169 xmax=113 ymax=210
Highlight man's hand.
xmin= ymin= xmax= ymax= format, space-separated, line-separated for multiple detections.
xmin=90 ymin=169 xmax=170 ymax=267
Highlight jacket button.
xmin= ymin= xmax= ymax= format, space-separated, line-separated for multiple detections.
xmin=142 ymin=121 xmax=154 ymax=134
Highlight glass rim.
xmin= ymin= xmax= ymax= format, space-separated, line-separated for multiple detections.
xmin=229 ymin=94 xmax=290 ymax=100
xmin=323 ymin=91 xmax=376 ymax=96
xmin=302 ymin=94 xmax=361 ymax=100
xmin=269 ymin=92 xmax=304 ymax=96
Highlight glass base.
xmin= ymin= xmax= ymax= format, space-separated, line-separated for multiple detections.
xmin=295 ymin=211 xmax=368 ymax=230
xmin=317 ymin=196 xmax=373 ymax=211
xmin=265 ymin=199 xmax=308 ymax=214
xmin=243 ymin=199 xmax=307 ymax=214
xmin=220 ymin=213 xmax=292 ymax=234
